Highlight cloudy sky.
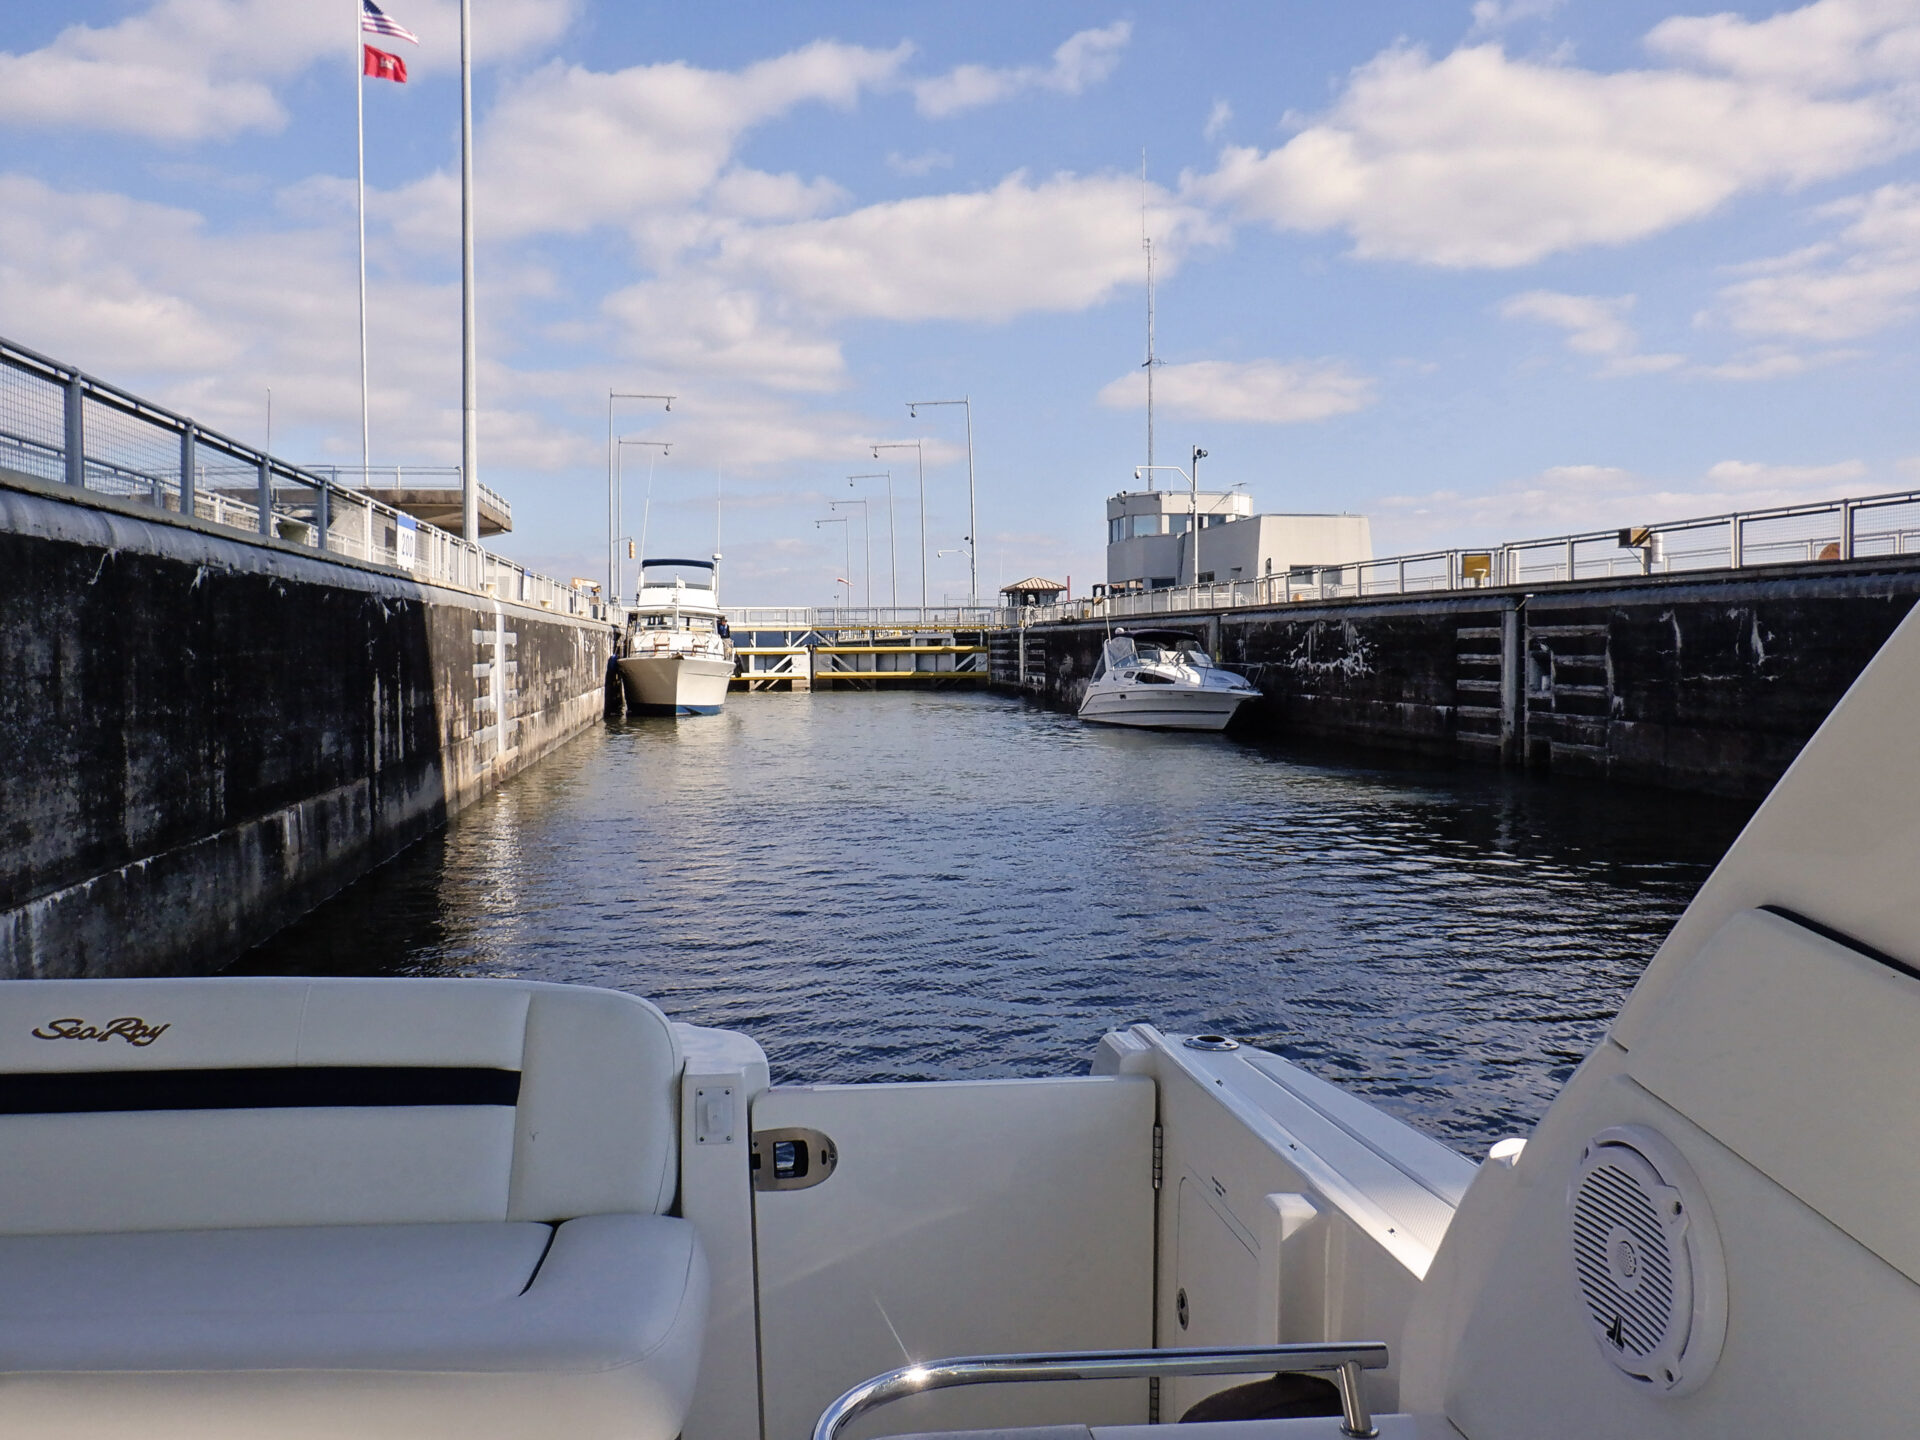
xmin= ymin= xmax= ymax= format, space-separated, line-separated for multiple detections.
xmin=3 ymin=0 xmax=1919 ymax=604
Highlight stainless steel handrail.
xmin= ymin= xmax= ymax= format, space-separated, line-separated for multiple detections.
xmin=811 ymin=1341 xmax=1391 ymax=1440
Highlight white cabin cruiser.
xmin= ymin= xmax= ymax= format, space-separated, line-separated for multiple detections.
xmin=615 ymin=557 xmax=735 ymax=716
xmin=1079 ymin=628 xmax=1262 ymax=731
xmin=8 ymin=602 xmax=1920 ymax=1439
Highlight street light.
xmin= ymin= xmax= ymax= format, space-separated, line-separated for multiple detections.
xmin=616 ymin=438 xmax=670 ymax=603
xmin=937 ymin=544 xmax=975 ymax=606
xmin=816 ymin=516 xmax=852 ymax=612
xmin=848 ymin=472 xmax=897 ymax=610
xmin=831 ymin=497 xmax=871 ymax=611
xmin=872 ymin=439 xmax=925 ymax=613
xmin=1134 ymin=445 xmax=1209 ymax=591
xmin=608 ymin=389 xmax=673 ymax=600
xmin=907 ymin=397 xmax=977 ymax=607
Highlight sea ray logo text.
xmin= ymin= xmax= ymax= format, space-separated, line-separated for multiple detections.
xmin=31 ymin=1017 xmax=170 ymax=1047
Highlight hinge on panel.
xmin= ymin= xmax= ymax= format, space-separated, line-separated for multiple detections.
xmin=1151 ymin=1123 xmax=1164 ymax=1190
xmin=1148 ymin=1375 xmax=1161 ymax=1424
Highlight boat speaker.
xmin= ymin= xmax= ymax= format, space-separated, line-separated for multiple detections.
xmin=1568 ymin=1125 xmax=1726 ymax=1395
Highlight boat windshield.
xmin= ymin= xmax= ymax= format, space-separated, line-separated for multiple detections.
xmin=1135 ymin=639 xmax=1213 ymax=668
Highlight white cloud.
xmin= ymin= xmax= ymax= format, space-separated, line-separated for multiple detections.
xmin=1196 ymin=0 xmax=1917 ymax=269
xmin=886 ymin=150 xmax=954 ymax=177
xmin=1715 ymin=183 xmax=1920 ymax=341
xmin=1469 ymin=0 xmax=1566 ymax=36
xmin=1203 ymin=100 xmax=1232 ymax=142
xmin=1097 ymin=358 xmax=1375 ymax=424
xmin=402 ymin=41 xmax=909 ymax=245
xmin=913 ymin=22 xmax=1130 ymax=118
xmin=708 ymin=172 xmax=1215 ymax=323
xmin=1646 ymin=0 xmax=1920 ymax=93
xmin=603 ymin=279 xmax=846 ymax=393
xmin=0 ymin=173 xmax=583 ymax=471
xmin=0 ymin=0 xmax=574 ymax=142
xmin=1499 ymin=289 xmax=1684 ymax=374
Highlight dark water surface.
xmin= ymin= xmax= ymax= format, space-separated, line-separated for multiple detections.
xmin=249 ymin=691 xmax=1756 ymax=1154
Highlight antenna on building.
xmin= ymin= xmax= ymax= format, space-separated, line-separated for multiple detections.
xmin=1142 ymin=149 xmax=1158 ymax=493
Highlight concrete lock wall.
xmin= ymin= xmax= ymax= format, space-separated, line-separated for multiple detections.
xmin=998 ymin=557 xmax=1920 ymax=798
xmin=0 ymin=473 xmax=613 ymax=979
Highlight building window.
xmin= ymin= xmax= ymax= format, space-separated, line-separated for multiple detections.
xmin=1197 ymin=570 xmax=1215 ymax=584
xmin=1169 ymin=514 xmax=1191 ymax=535
xmin=1129 ymin=514 xmax=1162 ymax=538
xmin=1201 ymin=513 xmax=1230 ymax=528
xmin=1109 ymin=517 xmax=1125 ymax=544
xmin=1149 ymin=575 xmax=1177 ymax=590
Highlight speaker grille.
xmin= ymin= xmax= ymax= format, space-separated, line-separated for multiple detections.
xmin=1567 ymin=1126 xmax=1725 ymax=1395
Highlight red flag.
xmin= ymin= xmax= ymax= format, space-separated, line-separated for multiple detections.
xmin=363 ymin=44 xmax=408 ymax=83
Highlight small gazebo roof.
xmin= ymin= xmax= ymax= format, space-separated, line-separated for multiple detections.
xmin=1000 ymin=576 xmax=1067 ymax=595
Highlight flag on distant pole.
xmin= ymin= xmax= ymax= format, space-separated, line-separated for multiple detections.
xmin=361 ymin=0 xmax=420 ymax=44
xmin=363 ymin=45 xmax=408 ymax=83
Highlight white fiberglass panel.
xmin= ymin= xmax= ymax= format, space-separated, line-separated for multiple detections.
xmin=1629 ymin=907 xmax=1920 ymax=1284
xmin=751 ymin=1075 xmax=1155 ymax=1440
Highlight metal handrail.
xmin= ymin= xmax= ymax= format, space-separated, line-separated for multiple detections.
xmin=811 ymin=1341 xmax=1390 ymax=1440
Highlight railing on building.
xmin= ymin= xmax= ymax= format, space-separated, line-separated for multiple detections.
xmin=1022 ymin=487 xmax=1920 ymax=625
xmin=306 ymin=465 xmax=513 ymax=531
xmin=0 ymin=335 xmax=599 ymax=619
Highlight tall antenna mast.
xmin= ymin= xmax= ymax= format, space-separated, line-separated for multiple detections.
xmin=1142 ymin=150 xmax=1157 ymax=493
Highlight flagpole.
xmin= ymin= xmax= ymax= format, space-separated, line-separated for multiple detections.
xmin=356 ymin=1 xmax=369 ymax=482
xmin=459 ymin=0 xmax=478 ymax=545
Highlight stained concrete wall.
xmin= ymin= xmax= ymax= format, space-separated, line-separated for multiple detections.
xmin=0 ymin=472 xmax=612 ymax=979
xmin=997 ymin=556 xmax=1920 ymax=797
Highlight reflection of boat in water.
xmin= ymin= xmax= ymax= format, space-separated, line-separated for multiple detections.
xmin=615 ymin=557 xmax=734 ymax=716
xmin=1077 ymin=627 xmax=1261 ymax=731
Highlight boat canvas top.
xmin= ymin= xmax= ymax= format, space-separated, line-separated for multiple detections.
xmin=633 ymin=556 xmax=721 ymax=619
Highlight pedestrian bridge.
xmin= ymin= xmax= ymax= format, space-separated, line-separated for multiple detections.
xmin=724 ymin=608 xmax=998 ymax=691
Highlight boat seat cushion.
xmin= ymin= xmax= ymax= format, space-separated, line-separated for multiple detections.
xmin=0 ymin=977 xmax=682 ymax=1231
xmin=0 ymin=1213 xmax=709 ymax=1440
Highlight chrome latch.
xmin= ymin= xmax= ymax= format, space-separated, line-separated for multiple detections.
xmin=750 ymin=1126 xmax=838 ymax=1191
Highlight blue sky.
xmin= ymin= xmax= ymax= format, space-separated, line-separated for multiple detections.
xmin=2 ymin=0 xmax=1917 ymax=604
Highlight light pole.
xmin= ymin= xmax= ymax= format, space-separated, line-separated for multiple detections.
xmin=1135 ymin=451 xmax=1208 ymax=590
xmin=616 ymin=439 xmax=670 ymax=603
xmin=848 ymin=472 xmax=896 ymax=610
xmin=937 ymin=545 xmax=975 ymax=606
xmin=607 ymin=389 xmax=674 ymax=602
xmin=907 ymin=397 xmax=977 ymax=606
xmin=872 ymin=440 xmax=925 ymax=613
xmin=816 ymin=516 xmax=852 ymax=612
xmin=831 ymin=497 xmax=871 ymax=611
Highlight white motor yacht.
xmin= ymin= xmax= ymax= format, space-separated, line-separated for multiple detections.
xmin=7 ymin=599 xmax=1920 ymax=1439
xmin=1078 ymin=626 xmax=1262 ymax=731
xmin=615 ymin=557 xmax=735 ymax=716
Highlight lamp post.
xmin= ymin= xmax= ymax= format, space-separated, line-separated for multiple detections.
xmin=848 ymin=472 xmax=896 ymax=611
xmin=831 ymin=497 xmax=871 ymax=611
xmin=907 ymin=397 xmax=977 ymax=606
xmin=607 ymin=389 xmax=674 ymax=602
xmin=1135 ymin=452 xmax=1208 ymax=591
xmin=872 ymin=440 xmax=925 ymax=614
xmin=937 ymin=545 xmax=975 ymax=607
xmin=616 ymin=439 xmax=670 ymax=603
xmin=816 ymin=516 xmax=852 ymax=613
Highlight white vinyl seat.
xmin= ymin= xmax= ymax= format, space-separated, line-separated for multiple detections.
xmin=0 ymin=977 xmax=709 ymax=1440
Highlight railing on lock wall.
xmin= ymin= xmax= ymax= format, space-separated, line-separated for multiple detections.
xmin=1018 ymin=488 xmax=1920 ymax=625
xmin=0 ymin=334 xmax=601 ymax=620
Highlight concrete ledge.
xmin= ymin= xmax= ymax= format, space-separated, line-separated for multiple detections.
xmin=1 ymin=478 xmax=615 ymax=978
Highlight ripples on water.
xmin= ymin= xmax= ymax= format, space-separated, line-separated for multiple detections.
xmin=248 ymin=691 xmax=1755 ymax=1154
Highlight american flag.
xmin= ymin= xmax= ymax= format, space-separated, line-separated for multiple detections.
xmin=361 ymin=0 xmax=419 ymax=45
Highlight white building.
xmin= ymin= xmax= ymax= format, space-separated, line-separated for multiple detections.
xmin=1104 ymin=488 xmax=1372 ymax=592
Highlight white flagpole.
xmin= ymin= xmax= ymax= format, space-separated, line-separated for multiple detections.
xmin=459 ymin=0 xmax=478 ymax=544
xmin=355 ymin=1 xmax=369 ymax=482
